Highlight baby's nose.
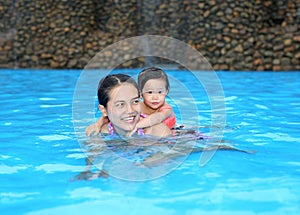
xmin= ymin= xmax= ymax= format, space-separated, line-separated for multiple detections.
xmin=152 ymin=92 xmax=159 ymax=98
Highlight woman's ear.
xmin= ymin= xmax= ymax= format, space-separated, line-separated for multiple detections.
xmin=98 ymin=104 xmax=108 ymax=117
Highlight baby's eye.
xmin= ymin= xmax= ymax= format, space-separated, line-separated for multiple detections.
xmin=158 ymin=90 xmax=163 ymax=94
xmin=146 ymin=90 xmax=153 ymax=95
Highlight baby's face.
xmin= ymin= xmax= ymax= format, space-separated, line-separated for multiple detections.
xmin=141 ymin=78 xmax=168 ymax=110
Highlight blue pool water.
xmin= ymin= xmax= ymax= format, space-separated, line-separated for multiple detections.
xmin=1 ymin=69 xmax=300 ymax=214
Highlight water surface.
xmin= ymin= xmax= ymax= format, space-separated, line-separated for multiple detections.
xmin=1 ymin=69 xmax=300 ymax=214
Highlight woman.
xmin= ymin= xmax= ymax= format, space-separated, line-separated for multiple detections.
xmin=94 ymin=73 xmax=171 ymax=137
xmin=74 ymin=74 xmax=171 ymax=181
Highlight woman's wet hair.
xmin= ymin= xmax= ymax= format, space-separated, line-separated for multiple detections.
xmin=138 ymin=67 xmax=170 ymax=92
xmin=97 ymin=74 xmax=138 ymax=108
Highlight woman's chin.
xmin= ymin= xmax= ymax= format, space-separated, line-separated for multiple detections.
xmin=127 ymin=125 xmax=137 ymax=132
xmin=120 ymin=124 xmax=136 ymax=133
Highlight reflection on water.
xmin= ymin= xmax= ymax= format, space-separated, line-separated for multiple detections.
xmin=74 ymin=127 xmax=256 ymax=181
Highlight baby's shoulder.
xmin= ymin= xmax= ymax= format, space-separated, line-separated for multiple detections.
xmin=159 ymin=102 xmax=172 ymax=111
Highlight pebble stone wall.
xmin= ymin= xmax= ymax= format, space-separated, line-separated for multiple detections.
xmin=0 ymin=0 xmax=300 ymax=71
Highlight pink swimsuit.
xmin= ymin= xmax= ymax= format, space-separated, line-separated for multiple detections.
xmin=158 ymin=103 xmax=176 ymax=128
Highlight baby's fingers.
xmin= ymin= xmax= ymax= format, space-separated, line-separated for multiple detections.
xmin=85 ymin=127 xmax=92 ymax=136
xmin=85 ymin=125 xmax=98 ymax=136
xmin=128 ymin=128 xmax=137 ymax=137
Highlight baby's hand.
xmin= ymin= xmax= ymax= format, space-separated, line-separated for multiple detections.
xmin=85 ymin=123 xmax=100 ymax=136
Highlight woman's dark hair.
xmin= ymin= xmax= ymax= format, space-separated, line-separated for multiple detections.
xmin=138 ymin=67 xmax=170 ymax=92
xmin=97 ymin=74 xmax=138 ymax=108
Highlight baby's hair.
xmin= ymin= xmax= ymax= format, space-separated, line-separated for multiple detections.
xmin=98 ymin=74 xmax=138 ymax=108
xmin=138 ymin=67 xmax=170 ymax=92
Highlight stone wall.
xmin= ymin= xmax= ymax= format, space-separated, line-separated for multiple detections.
xmin=0 ymin=0 xmax=299 ymax=70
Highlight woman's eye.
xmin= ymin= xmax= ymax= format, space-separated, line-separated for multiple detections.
xmin=132 ymin=99 xmax=140 ymax=105
xmin=116 ymin=102 xmax=124 ymax=108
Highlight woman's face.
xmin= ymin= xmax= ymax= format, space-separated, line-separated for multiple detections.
xmin=105 ymin=83 xmax=141 ymax=135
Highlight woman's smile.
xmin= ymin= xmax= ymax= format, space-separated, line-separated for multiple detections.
xmin=121 ymin=115 xmax=138 ymax=123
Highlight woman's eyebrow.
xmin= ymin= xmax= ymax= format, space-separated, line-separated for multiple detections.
xmin=130 ymin=96 xmax=140 ymax=101
xmin=114 ymin=96 xmax=139 ymax=103
xmin=113 ymin=100 xmax=125 ymax=103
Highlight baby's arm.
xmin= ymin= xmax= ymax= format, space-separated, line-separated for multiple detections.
xmin=129 ymin=110 xmax=173 ymax=137
xmin=137 ymin=108 xmax=173 ymax=129
xmin=145 ymin=122 xmax=172 ymax=137
xmin=85 ymin=116 xmax=109 ymax=136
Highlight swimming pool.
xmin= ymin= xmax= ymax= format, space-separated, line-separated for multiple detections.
xmin=1 ymin=69 xmax=300 ymax=214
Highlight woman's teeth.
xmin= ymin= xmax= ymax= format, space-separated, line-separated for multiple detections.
xmin=123 ymin=116 xmax=135 ymax=122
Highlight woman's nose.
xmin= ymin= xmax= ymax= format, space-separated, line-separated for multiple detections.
xmin=126 ymin=103 xmax=134 ymax=113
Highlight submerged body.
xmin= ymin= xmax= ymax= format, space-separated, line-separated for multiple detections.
xmin=74 ymin=128 xmax=256 ymax=180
